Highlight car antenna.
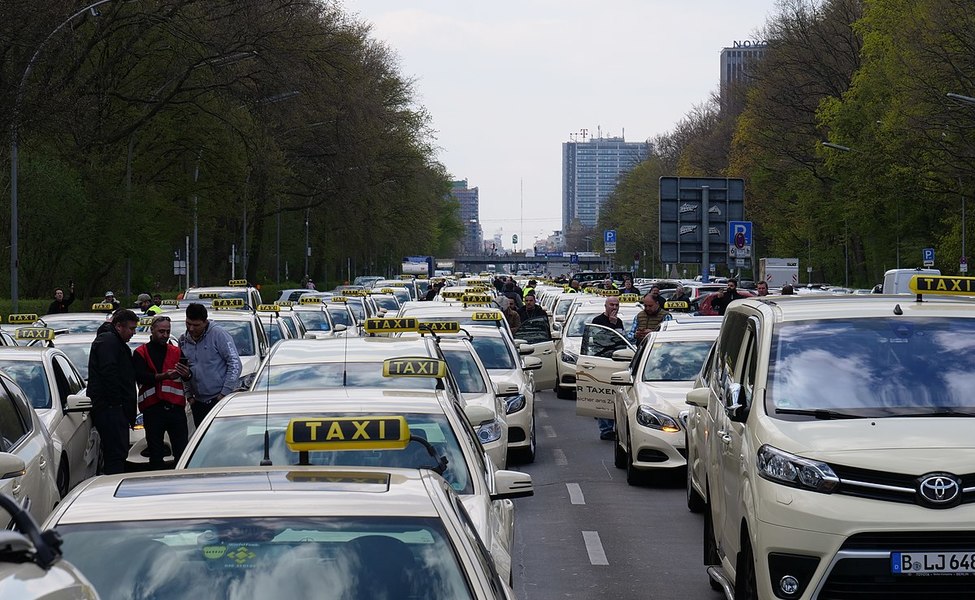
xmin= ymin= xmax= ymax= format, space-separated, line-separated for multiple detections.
xmin=342 ymin=311 xmax=349 ymax=387
xmin=260 ymin=320 xmax=273 ymax=466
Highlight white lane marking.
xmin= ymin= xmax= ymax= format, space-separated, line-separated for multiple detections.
xmin=543 ymin=425 xmax=557 ymax=438
xmin=566 ymin=482 xmax=585 ymax=505
xmin=582 ymin=531 xmax=609 ymax=565
xmin=537 ymin=407 xmax=549 ymax=418
xmin=553 ymin=448 xmax=568 ymax=466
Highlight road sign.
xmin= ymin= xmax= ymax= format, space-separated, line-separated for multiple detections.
xmin=570 ymin=254 xmax=579 ymax=264
xmin=604 ymin=230 xmax=617 ymax=254
xmin=962 ymin=256 xmax=969 ymax=273
xmin=728 ymin=221 xmax=752 ymax=258
xmin=659 ymin=177 xmax=746 ymax=265
xmin=512 ymin=234 xmax=518 ymax=245
xmin=923 ymin=247 xmax=935 ymax=267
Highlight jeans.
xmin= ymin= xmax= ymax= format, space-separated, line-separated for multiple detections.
xmin=143 ymin=402 xmax=189 ymax=468
xmin=597 ymin=417 xmax=614 ymax=435
xmin=191 ymin=399 xmax=217 ymax=428
xmin=92 ymin=405 xmax=129 ymax=475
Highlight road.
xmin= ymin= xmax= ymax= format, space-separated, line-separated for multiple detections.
xmin=511 ymin=389 xmax=725 ymax=599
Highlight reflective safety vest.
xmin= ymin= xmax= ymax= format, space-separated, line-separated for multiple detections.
xmin=135 ymin=343 xmax=186 ymax=411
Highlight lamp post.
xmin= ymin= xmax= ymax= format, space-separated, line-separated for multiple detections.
xmin=821 ymin=141 xmax=880 ymax=283
xmin=10 ymin=0 xmax=128 ymax=311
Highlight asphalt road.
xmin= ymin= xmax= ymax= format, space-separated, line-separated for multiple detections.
xmin=510 ymin=389 xmax=725 ymax=599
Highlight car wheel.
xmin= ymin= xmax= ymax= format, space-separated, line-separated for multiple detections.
xmin=56 ymin=456 xmax=69 ymax=498
xmin=686 ymin=438 xmax=705 ymax=513
xmin=704 ymin=488 xmax=720 ymax=566
xmin=521 ymin=417 xmax=537 ymax=464
xmin=613 ymin=421 xmax=626 ymax=469
xmin=734 ymin=535 xmax=759 ymax=600
xmin=625 ymin=424 xmax=646 ymax=486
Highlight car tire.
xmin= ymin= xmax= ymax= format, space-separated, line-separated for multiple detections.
xmin=704 ymin=489 xmax=720 ymax=567
xmin=734 ymin=535 xmax=759 ymax=600
xmin=625 ymin=424 xmax=646 ymax=486
xmin=613 ymin=429 xmax=626 ymax=469
xmin=686 ymin=441 xmax=705 ymax=513
xmin=56 ymin=456 xmax=69 ymax=499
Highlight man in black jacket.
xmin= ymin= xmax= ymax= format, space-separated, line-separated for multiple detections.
xmin=46 ymin=282 xmax=75 ymax=314
xmin=87 ymin=309 xmax=139 ymax=474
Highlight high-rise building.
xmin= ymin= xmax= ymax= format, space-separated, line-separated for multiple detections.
xmin=450 ymin=180 xmax=481 ymax=255
xmin=562 ymin=133 xmax=649 ymax=232
xmin=719 ymin=40 xmax=767 ymax=108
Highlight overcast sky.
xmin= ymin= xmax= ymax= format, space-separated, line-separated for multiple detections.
xmin=341 ymin=1 xmax=776 ymax=248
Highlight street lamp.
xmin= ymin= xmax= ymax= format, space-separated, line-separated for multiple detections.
xmin=947 ymin=93 xmax=975 ymax=107
xmin=10 ymin=0 xmax=130 ymax=310
xmin=821 ymin=141 xmax=878 ymax=282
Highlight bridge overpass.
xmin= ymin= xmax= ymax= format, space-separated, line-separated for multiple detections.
xmin=446 ymin=253 xmax=613 ymax=273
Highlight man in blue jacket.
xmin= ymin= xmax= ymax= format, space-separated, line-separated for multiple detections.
xmin=179 ymin=303 xmax=242 ymax=427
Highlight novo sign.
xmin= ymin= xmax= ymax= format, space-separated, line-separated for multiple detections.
xmin=732 ymin=40 xmax=769 ymax=48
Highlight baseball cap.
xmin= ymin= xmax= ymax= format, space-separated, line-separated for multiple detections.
xmin=105 ymin=291 xmax=115 ymax=297
xmin=137 ymin=293 xmax=151 ymax=302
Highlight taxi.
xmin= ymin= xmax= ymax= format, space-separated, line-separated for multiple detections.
xmin=323 ymin=296 xmax=359 ymax=336
xmin=182 ymin=279 xmax=262 ymax=309
xmin=0 ymin=341 xmax=99 ymax=497
xmin=176 ymin=381 xmax=532 ymax=583
xmin=290 ymin=297 xmax=338 ymax=338
xmin=27 ymin=305 xmax=114 ymax=335
xmin=256 ymin=304 xmax=296 ymax=347
xmin=369 ymin=290 xmax=404 ymax=314
xmin=0 ymin=371 xmax=60 ymax=523
xmin=556 ymin=296 xmax=641 ymax=399
xmin=689 ymin=276 xmax=975 ymax=599
xmin=0 ymin=492 xmax=97 ymax=599
xmin=610 ymin=327 xmax=719 ymax=485
xmin=373 ymin=278 xmax=419 ymax=301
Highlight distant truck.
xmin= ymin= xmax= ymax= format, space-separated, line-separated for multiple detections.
xmin=758 ymin=258 xmax=799 ymax=288
xmin=883 ymin=267 xmax=940 ymax=294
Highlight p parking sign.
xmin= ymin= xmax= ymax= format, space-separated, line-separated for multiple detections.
xmin=728 ymin=221 xmax=752 ymax=258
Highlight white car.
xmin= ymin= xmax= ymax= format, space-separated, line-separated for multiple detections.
xmin=556 ymin=299 xmax=641 ymax=399
xmin=0 ymin=345 xmax=99 ymax=497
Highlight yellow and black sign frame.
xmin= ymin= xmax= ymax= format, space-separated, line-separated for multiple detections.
xmin=909 ymin=274 xmax=975 ymax=297
xmin=382 ymin=357 xmax=447 ymax=378
xmin=14 ymin=327 xmax=55 ymax=341
xmin=212 ymin=298 xmax=246 ymax=310
xmin=7 ymin=313 xmax=38 ymax=324
xmin=91 ymin=303 xmax=115 ymax=312
xmin=471 ymin=311 xmax=503 ymax=322
xmin=257 ymin=304 xmax=280 ymax=313
xmin=363 ymin=317 xmax=419 ymax=334
xmin=418 ymin=321 xmax=461 ymax=333
xmin=286 ymin=416 xmax=411 ymax=452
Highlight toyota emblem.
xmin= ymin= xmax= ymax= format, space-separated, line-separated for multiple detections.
xmin=918 ymin=474 xmax=961 ymax=506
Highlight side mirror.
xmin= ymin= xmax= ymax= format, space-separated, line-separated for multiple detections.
xmin=65 ymin=393 xmax=92 ymax=413
xmin=377 ymin=308 xmax=388 ymax=316
xmin=522 ymin=356 xmax=543 ymax=371
xmin=686 ymin=387 xmax=710 ymax=408
xmin=724 ymin=382 xmax=747 ymax=421
xmin=611 ymin=348 xmax=635 ymax=362
xmin=496 ymin=382 xmax=520 ymax=396
xmin=610 ymin=370 xmax=633 ymax=386
xmin=332 ymin=324 xmax=348 ymax=333
xmin=551 ymin=330 xmax=562 ymax=340
xmin=491 ymin=469 xmax=534 ymax=500
xmin=513 ymin=339 xmax=527 ymax=347
xmin=517 ymin=344 xmax=535 ymax=356
xmin=464 ymin=405 xmax=495 ymax=427
xmin=0 ymin=453 xmax=26 ymax=479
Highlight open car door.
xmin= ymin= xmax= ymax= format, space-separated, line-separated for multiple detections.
xmin=515 ymin=317 xmax=557 ymax=389
xmin=575 ymin=324 xmax=634 ymax=418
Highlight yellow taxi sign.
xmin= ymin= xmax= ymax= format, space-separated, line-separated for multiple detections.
xmin=299 ymin=297 xmax=322 ymax=305
xmin=471 ymin=311 xmax=503 ymax=321
xmin=329 ymin=297 xmax=348 ymax=303
xmin=620 ymin=294 xmax=640 ymax=303
xmin=7 ymin=313 xmax=38 ymax=324
xmin=382 ymin=357 xmax=447 ymax=378
xmin=212 ymin=298 xmax=245 ymax=309
xmin=14 ymin=327 xmax=55 ymax=341
xmin=286 ymin=416 xmax=410 ymax=452
xmin=363 ymin=317 xmax=419 ymax=334
xmin=419 ymin=321 xmax=461 ymax=333
xmin=462 ymin=293 xmax=493 ymax=304
xmin=399 ymin=274 xmax=414 ymax=280
xmin=278 ymin=301 xmax=295 ymax=306
xmin=138 ymin=316 xmax=155 ymax=327
xmin=343 ymin=289 xmax=368 ymax=297
xmin=161 ymin=299 xmax=179 ymax=306
xmin=198 ymin=292 xmax=220 ymax=299
xmin=228 ymin=279 xmax=248 ymax=287
xmin=909 ymin=274 xmax=975 ymax=296
xmin=257 ymin=304 xmax=280 ymax=312
xmin=379 ymin=288 xmax=396 ymax=294
xmin=91 ymin=303 xmax=115 ymax=312
xmin=417 ymin=274 xmax=429 ymax=280
xmin=598 ymin=288 xmax=621 ymax=296
xmin=664 ymin=300 xmax=689 ymax=311
xmin=441 ymin=290 xmax=465 ymax=300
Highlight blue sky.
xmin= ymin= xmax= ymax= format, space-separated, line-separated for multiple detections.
xmin=342 ymin=1 xmax=777 ymax=248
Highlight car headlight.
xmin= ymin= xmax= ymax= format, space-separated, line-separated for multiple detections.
xmin=133 ymin=412 xmax=144 ymax=431
xmin=476 ymin=418 xmax=504 ymax=444
xmin=757 ymin=444 xmax=839 ymax=494
xmin=504 ymin=394 xmax=526 ymax=414
xmin=561 ymin=350 xmax=578 ymax=364
xmin=636 ymin=405 xmax=680 ymax=432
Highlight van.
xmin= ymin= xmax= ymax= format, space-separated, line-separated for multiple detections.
xmin=882 ymin=267 xmax=940 ymax=294
xmin=687 ymin=276 xmax=975 ymax=598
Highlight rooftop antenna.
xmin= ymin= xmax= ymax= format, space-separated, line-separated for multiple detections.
xmin=260 ymin=314 xmax=273 ymax=466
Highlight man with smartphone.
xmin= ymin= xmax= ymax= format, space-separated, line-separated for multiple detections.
xmin=132 ymin=315 xmax=191 ymax=468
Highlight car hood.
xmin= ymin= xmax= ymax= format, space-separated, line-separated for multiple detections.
xmin=764 ymin=416 xmax=975 ymax=473
xmin=561 ymin=337 xmax=582 ymax=356
xmin=462 ymin=390 xmax=500 ymax=416
xmin=487 ymin=370 xmax=526 ymax=394
xmin=240 ymin=356 xmax=260 ymax=377
xmin=634 ymin=381 xmax=695 ymax=417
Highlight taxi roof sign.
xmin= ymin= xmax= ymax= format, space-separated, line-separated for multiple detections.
xmin=91 ymin=303 xmax=115 ymax=312
xmin=198 ymin=292 xmax=220 ymax=299
xmin=161 ymin=299 xmax=179 ymax=306
xmin=379 ymin=288 xmax=396 ymax=294
xmin=329 ymin=297 xmax=348 ymax=303
xmin=664 ymin=300 xmax=689 ymax=311
xmin=909 ymin=274 xmax=975 ymax=297
xmin=278 ymin=301 xmax=295 ymax=306
xmin=257 ymin=304 xmax=280 ymax=312
xmin=228 ymin=279 xmax=248 ymax=287
xmin=138 ymin=316 xmax=155 ymax=327
xmin=382 ymin=357 xmax=447 ymax=378
xmin=441 ymin=290 xmax=465 ymax=300
xmin=286 ymin=416 xmax=410 ymax=452
xmin=418 ymin=321 xmax=461 ymax=333
xmin=620 ymin=294 xmax=640 ymax=303
xmin=462 ymin=293 xmax=494 ymax=305
xmin=299 ymin=297 xmax=323 ymax=305
xmin=212 ymin=298 xmax=245 ymax=309
xmin=15 ymin=327 xmax=54 ymax=341
xmin=7 ymin=313 xmax=38 ymax=324
xmin=363 ymin=317 xmax=419 ymax=334
xmin=471 ymin=311 xmax=503 ymax=321
xmin=343 ymin=289 xmax=368 ymax=297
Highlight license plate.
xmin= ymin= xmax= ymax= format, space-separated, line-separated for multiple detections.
xmin=892 ymin=551 xmax=975 ymax=575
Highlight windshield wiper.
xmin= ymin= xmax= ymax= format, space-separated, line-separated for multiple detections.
xmin=774 ymin=408 xmax=865 ymax=420
xmin=889 ymin=410 xmax=975 ymax=418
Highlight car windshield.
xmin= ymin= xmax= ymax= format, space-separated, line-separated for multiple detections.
xmin=470 ymin=337 xmax=515 ymax=370
xmin=170 ymin=320 xmax=255 ymax=356
xmin=38 ymin=315 xmax=106 ymax=334
xmin=264 ymin=321 xmax=284 ymax=346
xmin=186 ymin=413 xmax=472 ymax=494
xmin=344 ymin=299 xmax=366 ymax=321
xmin=295 ymin=310 xmax=331 ymax=332
xmin=58 ymin=516 xmax=474 ymax=600
xmin=184 ymin=290 xmax=249 ymax=302
xmin=442 ymin=350 xmax=488 ymax=394
xmin=60 ymin=345 xmax=91 ymax=380
xmin=374 ymin=296 xmax=400 ymax=311
xmin=0 ymin=361 xmax=51 ymax=409
xmin=326 ymin=306 xmax=352 ymax=327
xmin=566 ymin=313 xmax=599 ymax=337
xmin=768 ymin=318 xmax=975 ymax=417
xmin=253 ymin=362 xmax=437 ymax=391
xmin=555 ymin=299 xmax=573 ymax=317
xmin=642 ymin=340 xmax=714 ymax=382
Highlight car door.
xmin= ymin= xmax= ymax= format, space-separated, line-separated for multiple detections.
xmin=0 ymin=380 xmax=57 ymax=521
xmin=514 ymin=317 xmax=556 ymax=389
xmin=575 ymin=324 xmax=634 ymax=418
xmin=52 ymin=354 xmax=98 ymax=483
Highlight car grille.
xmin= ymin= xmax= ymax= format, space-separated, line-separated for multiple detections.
xmin=830 ymin=463 xmax=975 ymax=507
xmin=819 ymin=555 xmax=975 ymax=598
xmin=841 ymin=532 xmax=975 ymax=551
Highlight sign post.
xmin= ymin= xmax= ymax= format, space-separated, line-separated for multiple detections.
xmin=923 ymin=247 xmax=936 ymax=268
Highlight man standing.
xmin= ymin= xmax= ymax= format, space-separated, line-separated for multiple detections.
xmin=137 ymin=293 xmax=162 ymax=316
xmin=500 ymin=297 xmax=522 ymax=336
xmin=87 ymin=309 xmax=139 ymax=474
xmin=424 ymin=280 xmax=444 ymax=301
xmin=628 ymin=293 xmax=669 ymax=344
xmin=712 ymin=278 xmax=746 ymax=315
xmin=670 ymin=284 xmax=691 ymax=304
xmin=518 ymin=292 xmax=548 ymax=321
xmin=591 ymin=296 xmax=624 ymax=440
xmin=620 ymin=277 xmax=641 ymax=296
xmin=179 ymin=303 xmax=242 ymax=427
xmin=133 ymin=315 xmax=191 ymax=469
xmin=756 ymin=281 xmax=770 ymax=296
xmin=47 ymin=282 xmax=75 ymax=314
xmin=103 ymin=291 xmax=121 ymax=311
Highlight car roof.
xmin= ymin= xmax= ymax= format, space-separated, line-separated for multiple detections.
xmin=211 ymin=388 xmax=447 ymax=418
xmin=735 ymin=294 xmax=975 ymax=323
xmin=51 ymin=467 xmax=440 ymax=524
xmin=0 ymin=346 xmax=55 ymax=360
xmin=649 ymin=328 xmax=720 ymax=343
xmin=266 ymin=337 xmax=434 ymax=365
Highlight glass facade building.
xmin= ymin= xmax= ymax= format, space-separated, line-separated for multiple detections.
xmin=562 ymin=136 xmax=649 ymax=231
xmin=450 ymin=180 xmax=482 ymax=254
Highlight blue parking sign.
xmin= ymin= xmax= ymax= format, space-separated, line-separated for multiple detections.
xmin=604 ymin=230 xmax=616 ymax=244
xmin=923 ymin=248 xmax=935 ymax=263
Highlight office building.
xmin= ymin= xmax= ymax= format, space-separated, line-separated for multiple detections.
xmin=562 ymin=133 xmax=649 ymax=231
xmin=451 ymin=180 xmax=482 ymax=255
xmin=720 ymin=40 xmax=767 ymax=108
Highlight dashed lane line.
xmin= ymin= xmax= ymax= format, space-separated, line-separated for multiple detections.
xmin=582 ymin=531 xmax=609 ymax=565
xmin=566 ymin=482 xmax=585 ymax=505
xmin=553 ymin=448 xmax=568 ymax=466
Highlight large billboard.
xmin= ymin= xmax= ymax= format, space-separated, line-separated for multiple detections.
xmin=659 ymin=177 xmax=745 ymax=265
